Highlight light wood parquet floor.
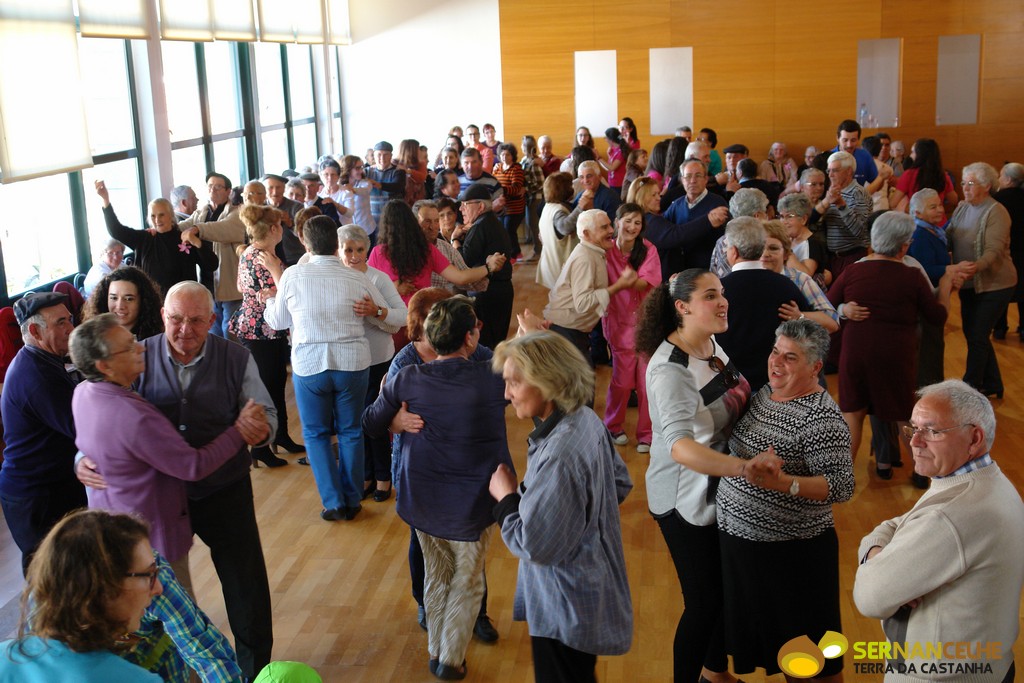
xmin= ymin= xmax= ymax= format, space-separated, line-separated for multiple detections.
xmin=2 ymin=256 xmax=1023 ymax=682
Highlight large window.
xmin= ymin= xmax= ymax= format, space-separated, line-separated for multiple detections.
xmin=0 ymin=26 xmax=341 ymax=305
xmin=0 ymin=37 xmax=142 ymax=298
xmin=162 ymin=40 xmax=249 ymax=191
xmin=253 ymin=43 xmax=319 ymax=175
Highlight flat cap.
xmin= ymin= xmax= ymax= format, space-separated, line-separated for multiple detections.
xmin=373 ymin=141 xmax=393 ymax=152
xmin=723 ymin=143 xmax=749 ymax=155
xmin=459 ymin=183 xmax=492 ymax=202
xmin=14 ymin=291 xmax=68 ymax=325
xmin=299 ymin=173 xmax=320 ymax=182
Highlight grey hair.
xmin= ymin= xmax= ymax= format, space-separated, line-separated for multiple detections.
xmin=165 ymin=281 xmax=214 ymax=314
xmin=684 ymin=141 xmax=709 ymax=160
xmin=800 ymin=167 xmax=825 ymax=184
xmin=577 ymin=208 xmax=607 ymax=240
xmin=337 ymin=225 xmax=370 ymax=248
xmin=100 ymin=238 xmax=124 ymax=254
xmin=775 ymin=318 xmax=830 ymax=365
xmin=285 ymin=178 xmax=304 ymax=193
xmin=20 ymin=313 xmax=47 ymax=345
xmin=1000 ymin=162 xmax=1024 ymax=188
xmin=681 ymin=158 xmax=707 ymax=175
xmin=804 ymin=146 xmax=818 ymax=157
xmin=827 ymin=151 xmax=856 ymax=170
xmin=917 ymin=379 xmax=996 ymax=450
xmin=725 ymin=216 xmax=766 ymax=259
xmin=729 ymin=187 xmax=769 ymax=218
xmin=870 ymin=211 xmax=915 ymax=256
xmin=68 ymin=313 xmax=121 ymax=382
xmin=577 ymin=160 xmax=601 ymax=176
xmin=411 ymin=199 xmax=437 ymax=216
xmin=962 ymin=162 xmax=998 ymax=189
xmin=778 ymin=192 xmax=811 ymax=218
xmin=909 ymin=188 xmax=940 ymax=217
xmin=169 ymin=185 xmax=193 ymax=207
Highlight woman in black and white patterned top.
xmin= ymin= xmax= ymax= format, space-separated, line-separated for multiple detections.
xmin=717 ymin=319 xmax=854 ymax=682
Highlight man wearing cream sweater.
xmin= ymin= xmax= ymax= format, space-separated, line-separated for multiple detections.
xmin=854 ymin=380 xmax=1024 ymax=683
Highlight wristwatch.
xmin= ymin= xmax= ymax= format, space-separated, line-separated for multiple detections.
xmin=788 ymin=477 xmax=800 ymax=496
xmin=376 ymin=306 xmax=384 ymax=319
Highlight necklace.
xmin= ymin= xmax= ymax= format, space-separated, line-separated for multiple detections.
xmin=672 ymin=330 xmax=713 ymax=360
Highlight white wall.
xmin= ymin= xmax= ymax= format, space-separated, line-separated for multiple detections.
xmin=339 ymin=0 xmax=503 ymax=159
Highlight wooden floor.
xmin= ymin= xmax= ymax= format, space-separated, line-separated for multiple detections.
xmin=2 ymin=258 xmax=1024 ymax=682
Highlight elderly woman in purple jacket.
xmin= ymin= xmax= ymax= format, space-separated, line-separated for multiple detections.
xmin=69 ymin=313 xmax=265 ymax=587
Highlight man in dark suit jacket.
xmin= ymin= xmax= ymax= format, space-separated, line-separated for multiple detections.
xmin=716 ymin=217 xmax=812 ymax=389
xmin=736 ymin=158 xmax=782 ymax=215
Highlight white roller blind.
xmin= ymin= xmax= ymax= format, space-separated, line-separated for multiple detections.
xmin=256 ymin=0 xmax=294 ymax=42
xmin=258 ymin=0 xmax=325 ymax=43
xmin=159 ymin=0 xmax=214 ymax=41
xmin=213 ymin=0 xmax=256 ymax=42
xmin=78 ymin=0 xmax=151 ymax=39
xmin=326 ymin=0 xmax=351 ymax=45
xmin=294 ymin=0 xmax=325 ymax=44
xmin=0 ymin=0 xmax=93 ymax=183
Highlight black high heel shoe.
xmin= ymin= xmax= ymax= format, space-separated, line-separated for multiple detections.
xmin=252 ymin=446 xmax=288 ymax=468
xmin=272 ymin=435 xmax=305 ymax=454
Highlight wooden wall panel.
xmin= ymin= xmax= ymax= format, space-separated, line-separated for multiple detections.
xmin=498 ymin=0 xmax=1024 ymax=175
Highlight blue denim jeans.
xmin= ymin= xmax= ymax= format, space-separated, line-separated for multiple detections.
xmin=292 ymin=368 xmax=370 ymax=510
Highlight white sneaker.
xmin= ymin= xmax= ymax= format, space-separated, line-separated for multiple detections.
xmin=611 ymin=432 xmax=628 ymax=446
xmin=636 ymin=443 xmax=651 ymax=454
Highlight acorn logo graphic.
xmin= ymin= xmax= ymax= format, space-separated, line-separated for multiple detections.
xmin=778 ymin=631 xmax=849 ymax=678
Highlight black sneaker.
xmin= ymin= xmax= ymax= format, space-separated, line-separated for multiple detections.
xmin=473 ymin=615 xmax=499 ymax=643
xmin=320 ymin=508 xmax=343 ymax=521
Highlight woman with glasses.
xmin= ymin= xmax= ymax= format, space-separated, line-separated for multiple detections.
xmin=947 ymin=162 xmax=1016 ymax=400
xmin=0 ymin=509 xmax=164 ymax=681
xmin=798 ymin=167 xmax=829 ymax=234
xmin=68 ymin=314 xmax=263 ymax=588
xmin=636 ymin=268 xmax=752 ymax=683
xmin=827 ymin=212 xmax=956 ymax=483
xmin=777 ymin=192 xmax=830 ymax=289
xmin=716 ymin=319 xmax=855 ymax=682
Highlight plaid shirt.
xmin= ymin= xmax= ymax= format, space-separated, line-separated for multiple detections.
xmin=124 ymin=552 xmax=243 ymax=683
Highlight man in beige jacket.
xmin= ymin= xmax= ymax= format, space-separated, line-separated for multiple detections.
xmin=179 ymin=171 xmax=246 ymax=337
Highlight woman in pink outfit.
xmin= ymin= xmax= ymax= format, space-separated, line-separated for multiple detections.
xmin=603 ymin=203 xmax=661 ymax=451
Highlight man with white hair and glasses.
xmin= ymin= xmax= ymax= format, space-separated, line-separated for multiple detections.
xmin=854 ymin=380 xmax=1024 ymax=683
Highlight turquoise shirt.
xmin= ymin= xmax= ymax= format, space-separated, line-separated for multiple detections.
xmin=0 ymin=637 xmax=160 ymax=682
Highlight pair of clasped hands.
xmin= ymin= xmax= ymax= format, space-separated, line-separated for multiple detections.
xmin=740 ymin=446 xmax=785 ymax=488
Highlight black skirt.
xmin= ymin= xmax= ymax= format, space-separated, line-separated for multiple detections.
xmin=719 ymin=527 xmax=844 ymax=677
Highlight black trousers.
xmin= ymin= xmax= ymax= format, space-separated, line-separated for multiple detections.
xmin=363 ymin=359 xmax=393 ymax=482
xmin=531 ymin=636 xmax=597 ymax=683
xmin=475 ymin=280 xmax=514 ymax=351
xmin=241 ymin=337 xmax=293 ymax=443
xmin=189 ymin=476 xmax=273 ymax=679
xmin=655 ymin=512 xmax=728 ymax=683
xmin=0 ymin=480 xmax=86 ymax=575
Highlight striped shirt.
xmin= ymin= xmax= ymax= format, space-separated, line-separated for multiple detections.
xmin=263 ymin=255 xmax=388 ymax=376
xmin=823 ymin=181 xmax=871 ymax=253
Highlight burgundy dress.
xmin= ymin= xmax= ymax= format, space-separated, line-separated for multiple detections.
xmin=827 ymin=260 xmax=947 ymax=420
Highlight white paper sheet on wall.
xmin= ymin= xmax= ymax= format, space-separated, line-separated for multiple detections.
xmin=649 ymin=47 xmax=693 ymax=136
xmin=936 ymin=34 xmax=980 ymax=126
xmin=574 ymin=50 xmax=618 ymax=134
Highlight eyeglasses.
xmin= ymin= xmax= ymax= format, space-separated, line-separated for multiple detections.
xmin=781 ymin=213 xmax=803 ymax=220
xmin=110 ymin=335 xmax=139 ymax=356
xmin=708 ymin=355 xmax=741 ymax=389
xmin=682 ymin=174 xmax=706 ymax=180
xmin=961 ymin=180 xmax=981 ymax=187
xmin=804 ymin=181 xmax=825 ymax=187
xmin=166 ymin=315 xmax=210 ymax=327
xmin=901 ymin=423 xmax=974 ymax=442
xmin=125 ymin=562 xmax=159 ymax=591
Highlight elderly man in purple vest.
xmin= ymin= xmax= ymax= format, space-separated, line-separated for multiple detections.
xmin=77 ymin=280 xmax=277 ymax=679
